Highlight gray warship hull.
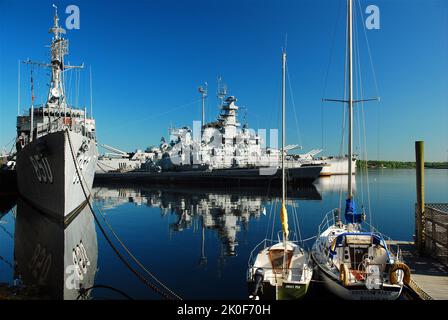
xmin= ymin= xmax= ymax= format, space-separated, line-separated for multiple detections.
xmin=94 ymin=164 xmax=322 ymax=186
xmin=16 ymin=130 xmax=97 ymax=221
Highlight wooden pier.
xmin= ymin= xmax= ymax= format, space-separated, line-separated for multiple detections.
xmin=399 ymin=141 xmax=448 ymax=300
xmin=387 ymin=241 xmax=448 ymax=300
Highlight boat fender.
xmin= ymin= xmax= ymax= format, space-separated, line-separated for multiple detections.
xmin=250 ymin=268 xmax=265 ymax=299
xmin=339 ymin=264 xmax=349 ymax=286
xmin=389 ymin=263 xmax=411 ymax=285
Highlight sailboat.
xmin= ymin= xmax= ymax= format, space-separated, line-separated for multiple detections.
xmin=15 ymin=6 xmax=97 ymax=221
xmin=311 ymin=0 xmax=410 ymax=300
xmin=246 ymin=49 xmax=313 ymax=300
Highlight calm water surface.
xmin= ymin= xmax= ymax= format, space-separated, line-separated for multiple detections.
xmin=0 ymin=169 xmax=447 ymax=299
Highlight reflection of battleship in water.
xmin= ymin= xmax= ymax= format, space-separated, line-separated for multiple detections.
xmin=93 ymin=184 xmax=319 ymax=259
xmin=13 ymin=198 xmax=98 ymax=299
xmin=314 ymin=175 xmax=357 ymax=195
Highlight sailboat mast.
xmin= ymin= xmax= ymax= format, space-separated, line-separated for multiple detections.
xmin=347 ymin=0 xmax=353 ymax=199
xmin=282 ymin=51 xmax=286 ymax=205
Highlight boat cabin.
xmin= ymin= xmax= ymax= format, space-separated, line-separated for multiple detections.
xmin=330 ymin=232 xmax=390 ymax=278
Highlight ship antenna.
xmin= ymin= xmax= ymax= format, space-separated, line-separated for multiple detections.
xmin=198 ymin=82 xmax=208 ymax=130
xmin=90 ymin=66 xmax=93 ymax=118
xmin=216 ymin=75 xmax=227 ymax=108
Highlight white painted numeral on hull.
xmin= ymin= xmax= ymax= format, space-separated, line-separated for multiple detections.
xmin=30 ymin=155 xmax=53 ymax=183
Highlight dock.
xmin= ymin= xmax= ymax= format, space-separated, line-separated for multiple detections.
xmin=387 ymin=240 xmax=448 ymax=300
xmin=400 ymin=141 xmax=448 ymax=300
xmin=400 ymin=243 xmax=448 ymax=300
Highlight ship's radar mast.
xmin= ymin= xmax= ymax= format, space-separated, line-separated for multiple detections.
xmin=216 ymin=75 xmax=227 ymax=108
xmin=198 ymin=82 xmax=208 ymax=129
xmin=47 ymin=4 xmax=68 ymax=106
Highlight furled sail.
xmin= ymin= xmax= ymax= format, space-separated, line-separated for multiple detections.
xmin=280 ymin=202 xmax=289 ymax=239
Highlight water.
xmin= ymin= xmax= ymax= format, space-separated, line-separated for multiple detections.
xmin=0 ymin=169 xmax=447 ymax=299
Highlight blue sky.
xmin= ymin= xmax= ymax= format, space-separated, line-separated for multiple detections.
xmin=1 ymin=0 xmax=447 ymax=161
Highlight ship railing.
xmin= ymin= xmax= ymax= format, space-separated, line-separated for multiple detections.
xmin=317 ymin=209 xmax=338 ymax=237
xmin=33 ymin=116 xmax=95 ymax=140
xmin=316 ymin=209 xmax=401 ymax=262
xmin=246 ymin=234 xmax=307 ymax=282
xmin=247 ymin=232 xmax=300 ymax=269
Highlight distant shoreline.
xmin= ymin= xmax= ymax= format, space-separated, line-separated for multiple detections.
xmin=357 ymin=160 xmax=448 ymax=169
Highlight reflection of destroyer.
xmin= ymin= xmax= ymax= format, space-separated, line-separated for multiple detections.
xmin=15 ymin=7 xmax=97 ymax=219
xmin=14 ymin=198 xmax=98 ymax=300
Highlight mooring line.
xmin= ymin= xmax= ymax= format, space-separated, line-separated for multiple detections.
xmin=66 ymin=129 xmax=182 ymax=300
xmin=76 ymin=284 xmax=133 ymax=300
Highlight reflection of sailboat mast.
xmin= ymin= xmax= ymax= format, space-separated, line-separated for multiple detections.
xmin=217 ymin=242 xmax=226 ymax=278
xmin=198 ymin=217 xmax=207 ymax=268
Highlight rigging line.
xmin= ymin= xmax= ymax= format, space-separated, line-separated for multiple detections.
xmin=339 ymin=0 xmax=349 ymax=211
xmin=89 ymin=190 xmax=183 ymax=300
xmin=0 ymin=255 xmax=13 ymax=269
xmin=356 ymin=0 xmax=380 ymax=98
xmin=286 ymin=170 xmax=300 ymax=241
xmin=292 ymin=201 xmax=302 ymax=243
xmin=339 ymin=1 xmax=349 ymax=159
xmin=2 ymin=136 xmax=16 ymax=150
xmin=270 ymin=198 xmax=278 ymax=242
xmin=321 ymin=0 xmax=344 ymax=151
xmin=285 ymin=61 xmax=302 ymax=147
xmin=356 ymin=0 xmax=381 ymax=163
xmin=0 ymin=224 xmax=13 ymax=239
xmin=301 ymin=235 xmax=317 ymax=242
xmin=101 ymin=98 xmax=202 ymax=134
xmin=65 ymin=131 xmax=182 ymax=300
xmin=75 ymin=69 xmax=80 ymax=108
xmin=354 ymin=12 xmax=365 ymax=209
xmin=264 ymin=185 xmax=274 ymax=241
xmin=354 ymin=6 xmax=373 ymax=230
xmin=68 ymin=67 xmax=74 ymax=106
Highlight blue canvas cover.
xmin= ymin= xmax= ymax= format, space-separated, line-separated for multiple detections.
xmin=344 ymin=198 xmax=362 ymax=224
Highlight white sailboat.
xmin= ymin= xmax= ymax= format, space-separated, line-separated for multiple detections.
xmin=246 ymin=49 xmax=312 ymax=300
xmin=311 ymin=0 xmax=410 ymax=300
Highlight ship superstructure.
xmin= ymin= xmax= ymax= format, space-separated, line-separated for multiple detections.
xmin=157 ymin=94 xmax=280 ymax=171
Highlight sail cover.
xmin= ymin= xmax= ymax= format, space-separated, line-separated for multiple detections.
xmin=280 ymin=202 xmax=289 ymax=239
xmin=344 ymin=198 xmax=362 ymax=224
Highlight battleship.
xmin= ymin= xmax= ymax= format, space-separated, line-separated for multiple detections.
xmin=96 ymin=86 xmax=323 ymax=184
xmin=15 ymin=7 xmax=97 ymax=221
xmin=96 ymin=82 xmax=354 ymax=179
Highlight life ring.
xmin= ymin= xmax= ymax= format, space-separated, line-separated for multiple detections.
xmin=389 ymin=263 xmax=411 ymax=285
xmin=339 ymin=263 xmax=349 ymax=286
